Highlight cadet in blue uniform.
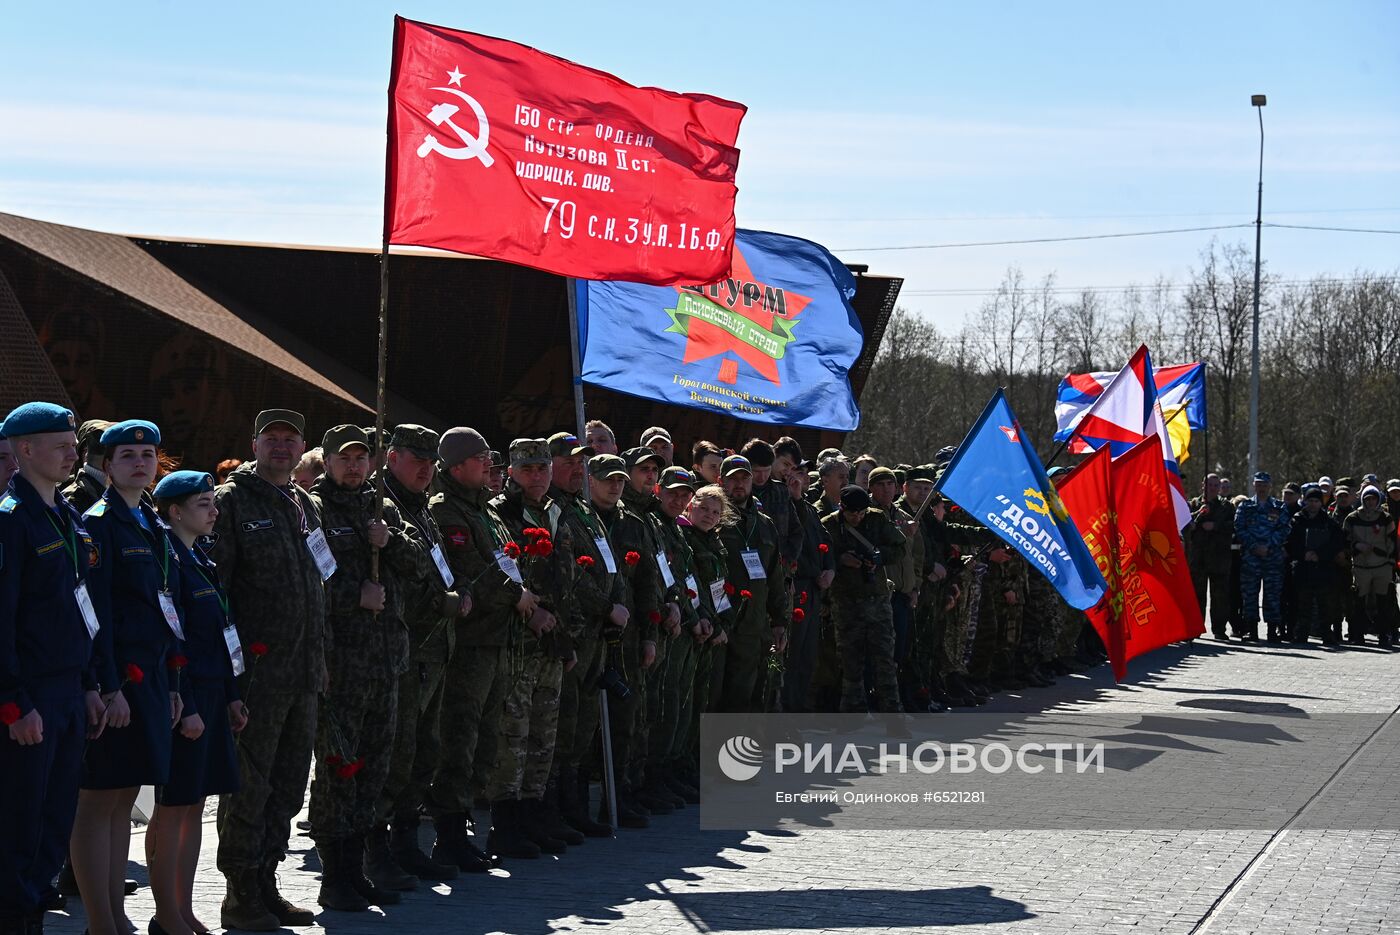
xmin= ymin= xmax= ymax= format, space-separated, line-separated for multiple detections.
xmin=1234 ymin=471 xmax=1291 ymax=641
xmin=147 ymin=471 xmax=248 ymax=935
xmin=73 ymin=420 xmax=185 ymax=935
xmin=0 ymin=403 xmax=98 ymax=935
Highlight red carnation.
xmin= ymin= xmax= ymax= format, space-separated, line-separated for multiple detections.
xmin=125 ymin=663 xmax=145 ymax=685
xmin=504 ymin=542 xmax=522 ymax=559
xmin=533 ymin=540 xmax=554 ymax=558
xmin=686 ymin=588 xmax=697 ymax=600
xmin=740 ymin=589 xmax=753 ymax=601
xmin=799 ymin=591 xmax=809 ymax=605
xmin=336 ymin=757 xmax=365 ymax=779
xmin=723 ymin=582 xmax=736 ymax=596
xmin=624 ymin=551 xmax=641 ymax=567
xmin=818 ymin=543 xmax=829 ymax=554
xmin=249 ymin=642 xmax=270 ymax=658
xmin=167 ymin=654 xmax=189 ymax=671
xmin=0 ymin=702 xmax=20 ymax=726
xmin=647 ymin=610 xmax=662 ymax=624
xmin=576 ymin=555 xmax=594 ymax=568
xmin=792 ymin=608 xmax=806 ymax=623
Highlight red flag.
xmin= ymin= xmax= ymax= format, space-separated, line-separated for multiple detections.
xmin=1056 ymin=448 xmax=1128 ymax=679
xmin=386 ymin=17 xmax=746 ymax=284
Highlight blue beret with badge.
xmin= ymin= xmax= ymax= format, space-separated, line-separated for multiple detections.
xmin=153 ymin=470 xmax=214 ymax=500
xmin=1 ymin=401 xmax=77 ymax=438
xmin=100 ymin=419 xmax=162 ymax=448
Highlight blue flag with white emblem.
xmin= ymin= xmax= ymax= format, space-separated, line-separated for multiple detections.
xmin=576 ymin=229 xmax=864 ymax=431
xmin=936 ymin=389 xmax=1107 ymax=610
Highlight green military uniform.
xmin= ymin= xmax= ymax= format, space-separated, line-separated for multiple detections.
xmin=681 ymin=519 xmax=733 ymax=774
xmin=821 ymin=497 xmax=905 ymax=712
xmin=880 ymin=494 xmax=924 ymax=709
xmin=645 ymin=469 xmax=703 ymax=799
xmin=374 ymin=426 xmax=467 ymax=880
xmin=424 ymin=429 xmax=522 ymax=870
xmin=1187 ymin=494 xmax=1235 ymax=637
xmin=59 ymin=465 xmax=107 ymax=515
xmin=783 ymin=490 xmax=832 ymax=713
xmin=595 ymin=463 xmax=664 ymax=820
xmin=211 ymin=441 xmax=329 ymax=927
xmin=715 ymin=459 xmax=791 ymax=713
xmin=305 ymin=426 xmax=429 ymax=908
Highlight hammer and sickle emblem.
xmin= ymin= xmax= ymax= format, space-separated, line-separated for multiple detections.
xmin=416 ymin=86 xmax=494 ymax=166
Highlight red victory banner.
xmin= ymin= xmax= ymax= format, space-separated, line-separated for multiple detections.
xmin=1059 ymin=438 xmax=1204 ymax=680
xmin=385 ymin=16 xmax=747 ymax=284
xmin=1056 ymin=448 xmax=1127 ymax=678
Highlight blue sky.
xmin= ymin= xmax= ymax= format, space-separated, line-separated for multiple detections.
xmin=2 ymin=1 xmax=1396 ymax=329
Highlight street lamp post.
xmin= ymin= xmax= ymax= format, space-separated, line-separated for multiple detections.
xmin=1248 ymin=93 xmax=1266 ymax=481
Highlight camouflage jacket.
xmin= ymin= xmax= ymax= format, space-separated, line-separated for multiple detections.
xmin=648 ymin=504 xmax=702 ymax=629
xmin=754 ymin=476 xmax=802 ymax=571
xmin=430 ymin=471 xmax=522 ymax=648
xmin=791 ymin=494 xmax=834 ymax=582
xmin=1186 ymin=495 xmax=1235 ymax=568
xmin=548 ymin=484 xmax=621 ymax=636
xmin=821 ymin=506 xmax=908 ymax=602
xmin=682 ymin=521 xmax=735 ymax=634
xmin=594 ymin=497 xmax=664 ymax=637
xmin=622 ymin=484 xmax=679 ymax=614
xmin=381 ymin=471 xmax=462 ymax=654
xmin=718 ymin=495 xmax=790 ymax=629
xmin=310 ymin=475 xmax=429 ymax=679
xmin=60 ymin=465 xmax=107 ymax=516
xmin=210 ymin=462 xmax=328 ymax=694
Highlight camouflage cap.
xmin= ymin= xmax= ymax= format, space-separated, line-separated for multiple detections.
xmin=388 ymin=424 xmax=440 ymax=459
xmin=489 ymin=449 xmax=506 ymax=468
xmin=509 ymin=437 xmax=551 ymax=467
xmin=720 ymin=454 xmax=753 ymax=477
xmin=816 ymin=447 xmax=845 ymax=463
xmin=322 ymin=424 xmax=370 ymax=453
xmin=906 ymin=464 xmax=937 ymax=483
xmin=817 ymin=457 xmax=850 ymax=477
xmin=640 ymin=426 xmax=672 ymax=447
xmin=76 ymin=419 xmax=115 ymax=448
xmin=254 ymin=409 xmax=305 ymax=436
xmin=587 ymin=454 xmax=629 ymax=480
xmin=659 ymin=465 xmax=698 ymax=491
xmin=547 ymin=431 xmax=594 ymax=458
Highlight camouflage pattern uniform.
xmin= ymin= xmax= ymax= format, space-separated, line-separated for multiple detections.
xmin=646 ymin=505 xmax=702 ymax=789
xmin=59 ymin=465 xmax=107 ymax=515
xmin=307 ymin=471 xmax=426 ymax=844
xmin=821 ymin=506 xmax=906 ymax=712
xmin=680 ymin=522 xmax=733 ymax=765
xmin=211 ymin=463 xmax=328 ymax=875
xmin=1235 ymin=493 xmax=1290 ymax=636
xmin=715 ymin=495 xmax=790 ymax=712
xmin=783 ymin=493 xmax=832 ymax=713
xmin=620 ymin=483 xmax=676 ymax=787
xmin=377 ymin=468 xmax=465 ymax=828
xmin=424 ymin=471 xmax=523 ymax=816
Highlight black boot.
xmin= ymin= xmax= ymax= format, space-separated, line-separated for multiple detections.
xmin=598 ymin=780 xmax=649 ymax=829
xmin=259 ymin=858 xmax=316 ymax=926
xmin=390 ymin=818 xmax=458 ymax=881
xmin=662 ymin=768 xmax=700 ymax=805
xmin=559 ymin=769 xmax=612 ymax=838
xmin=220 ymin=867 xmax=280 ymax=932
xmin=315 ymin=841 xmax=369 ymax=913
xmin=519 ymin=798 xmax=568 ymax=853
xmin=346 ymin=835 xmax=401 ymax=906
xmin=488 ymin=800 xmax=541 ymax=859
xmin=431 ymin=813 xmax=494 ymax=873
xmin=363 ymin=824 xmax=418 ymax=891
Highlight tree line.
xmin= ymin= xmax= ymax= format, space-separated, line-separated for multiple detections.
xmin=847 ymin=240 xmax=1400 ymax=488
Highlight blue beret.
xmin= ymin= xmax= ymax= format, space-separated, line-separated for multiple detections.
xmin=1252 ymin=471 xmax=1271 ymax=483
xmin=1 ymin=402 xmax=76 ymax=438
xmin=100 ymin=420 xmax=161 ymax=448
xmin=153 ymin=470 xmax=214 ymax=500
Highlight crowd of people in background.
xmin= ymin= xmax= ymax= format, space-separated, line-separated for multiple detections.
xmin=3 ymin=401 xmax=1397 ymax=935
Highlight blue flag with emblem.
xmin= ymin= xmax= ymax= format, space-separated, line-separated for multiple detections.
xmin=935 ymin=388 xmax=1107 ymax=610
xmin=575 ymin=229 xmax=864 ymax=431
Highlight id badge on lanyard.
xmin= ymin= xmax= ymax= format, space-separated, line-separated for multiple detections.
xmin=430 ymin=543 xmax=454 ymax=588
xmin=75 ymin=582 xmax=101 ymax=639
xmin=656 ymin=550 xmax=676 ymax=588
xmin=595 ymin=537 xmax=618 ymax=573
xmin=223 ymin=624 xmax=245 ymax=676
xmin=710 ymin=579 xmax=732 ymax=613
xmin=306 ymin=527 xmax=338 ymax=581
xmin=158 ymin=591 xmax=186 ymax=640
xmin=685 ymin=574 xmax=700 ymax=609
xmin=740 ymin=548 xmax=766 ymax=580
xmin=494 ymin=549 xmax=524 ymax=584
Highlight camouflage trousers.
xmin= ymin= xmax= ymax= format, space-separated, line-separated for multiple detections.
xmin=557 ymin=632 xmax=605 ymax=772
xmin=309 ymin=675 xmax=398 ymax=842
xmin=781 ymin=579 xmax=822 ymax=712
xmin=648 ymin=629 xmax=698 ymax=780
xmin=1189 ymin=557 xmax=1232 ymax=635
xmin=1240 ymin=553 xmax=1284 ymax=626
xmin=605 ymin=624 xmax=649 ymax=793
xmin=682 ymin=640 xmax=718 ymax=772
xmin=425 ymin=643 xmax=508 ymax=816
xmin=1022 ymin=574 xmax=1064 ymax=667
xmin=489 ymin=646 xmax=564 ymax=801
xmin=940 ymin=563 xmax=986 ymax=679
xmin=831 ymin=594 xmax=900 ymax=713
xmin=379 ymin=630 xmax=451 ymax=824
xmin=712 ymin=602 xmax=772 ymax=714
xmin=216 ymin=687 xmax=316 ymax=873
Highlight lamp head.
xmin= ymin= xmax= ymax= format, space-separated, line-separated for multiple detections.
xmin=1251 ymin=94 xmax=1267 ymax=107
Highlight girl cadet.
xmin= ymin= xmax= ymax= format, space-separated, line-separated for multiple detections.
xmin=147 ymin=471 xmax=248 ymax=935
xmin=74 ymin=420 xmax=187 ymax=935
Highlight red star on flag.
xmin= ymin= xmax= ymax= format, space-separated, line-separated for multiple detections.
xmin=675 ymin=247 xmax=811 ymax=385
xmin=999 ymin=425 xmax=1020 ymax=443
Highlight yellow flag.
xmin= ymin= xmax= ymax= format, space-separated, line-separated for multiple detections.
xmin=1162 ymin=403 xmax=1191 ymax=463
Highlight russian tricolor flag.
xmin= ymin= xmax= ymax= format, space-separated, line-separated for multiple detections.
xmin=1055 ymin=346 xmax=1194 ymax=529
